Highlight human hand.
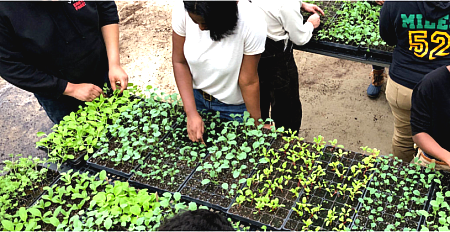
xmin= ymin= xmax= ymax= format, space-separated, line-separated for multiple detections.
xmin=302 ymin=2 xmax=325 ymax=16
xmin=63 ymin=83 xmax=103 ymax=102
xmin=108 ymin=65 xmax=128 ymax=94
xmin=375 ymin=1 xmax=384 ymax=5
xmin=187 ymin=112 xmax=205 ymax=143
xmin=307 ymin=14 xmax=321 ymax=29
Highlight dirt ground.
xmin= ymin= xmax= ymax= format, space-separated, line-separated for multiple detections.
xmin=0 ymin=0 xmax=394 ymax=164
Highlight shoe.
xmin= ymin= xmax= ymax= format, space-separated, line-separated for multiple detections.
xmin=366 ymin=69 xmax=386 ymax=98
xmin=367 ymin=83 xmax=382 ymax=98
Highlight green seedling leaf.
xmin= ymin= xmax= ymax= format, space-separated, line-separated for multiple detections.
xmin=201 ymin=179 xmax=210 ymax=185
xmin=189 ymin=202 xmax=198 ymax=211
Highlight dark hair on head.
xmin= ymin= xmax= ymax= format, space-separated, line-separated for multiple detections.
xmin=157 ymin=209 xmax=235 ymax=231
xmin=184 ymin=1 xmax=239 ymax=41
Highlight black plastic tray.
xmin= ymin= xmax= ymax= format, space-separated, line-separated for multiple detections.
xmin=349 ymin=161 xmax=435 ymax=231
xmin=180 ymin=135 xmax=277 ymax=213
xmin=224 ymin=138 xmax=326 ymax=230
xmin=128 ymin=156 xmax=203 ymax=195
xmin=279 ymin=146 xmax=377 ymax=231
xmin=294 ymin=39 xmax=392 ymax=67
xmin=85 ymin=120 xmax=178 ymax=178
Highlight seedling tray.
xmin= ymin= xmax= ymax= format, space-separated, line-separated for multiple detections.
xmin=296 ymin=1 xmax=393 ymax=67
xmin=294 ymin=40 xmax=392 ymax=67
xmin=226 ymin=136 xmax=326 ymax=230
xmin=180 ymin=137 xmax=276 ymax=213
xmin=128 ymin=148 xmax=206 ymax=195
xmin=23 ymin=168 xmax=61 ymax=209
xmin=85 ymin=118 xmax=179 ymax=179
xmin=350 ymin=158 xmax=435 ymax=231
xmin=282 ymin=146 xmax=375 ymax=231
xmin=128 ymin=119 xmax=210 ymax=195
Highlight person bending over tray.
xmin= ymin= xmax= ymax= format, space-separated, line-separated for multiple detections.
xmin=411 ymin=65 xmax=450 ymax=171
xmin=251 ymin=0 xmax=323 ymax=133
xmin=172 ymin=0 xmax=268 ymax=143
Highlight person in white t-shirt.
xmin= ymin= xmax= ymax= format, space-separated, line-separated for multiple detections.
xmin=172 ymin=1 xmax=267 ymax=143
xmin=252 ymin=0 xmax=322 ymax=133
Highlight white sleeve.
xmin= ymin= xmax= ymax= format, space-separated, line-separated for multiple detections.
xmin=243 ymin=7 xmax=267 ymax=55
xmin=172 ymin=0 xmax=186 ymax=37
xmin=279 ymin=0 xmax=314 ymax=46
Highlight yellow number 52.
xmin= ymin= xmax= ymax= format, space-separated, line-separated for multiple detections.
xmin=409 ymin=31 xmax=450 ymax=60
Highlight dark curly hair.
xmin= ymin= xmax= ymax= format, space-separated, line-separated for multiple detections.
xmin=157 ymin=209 xmax=235 ymax=231
xmin=184 ymin=1 xmax=239 ymax=41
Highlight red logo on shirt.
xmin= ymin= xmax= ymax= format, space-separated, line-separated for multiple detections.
xmin=73 ymin=0 xmax=86 ymax=11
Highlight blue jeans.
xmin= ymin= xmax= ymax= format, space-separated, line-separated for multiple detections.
xmin=35 ymin=73 xmax=110 ymax=124
xmin=193 ymin=89 xmax=247 ymax=122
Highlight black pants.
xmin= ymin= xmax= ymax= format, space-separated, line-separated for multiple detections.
xmin=373 ymin=65 xmax=384 ymax=70
xmin=258 ymin=38 xmax=302 ymax=132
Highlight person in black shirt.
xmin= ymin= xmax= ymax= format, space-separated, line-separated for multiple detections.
xmin=0 ymin=1 xmax=128 ymax=124
xmin=380 ymin=1 xmax=450 ymax=162
xmin=411 ymin=65 xmax=450 ymax=170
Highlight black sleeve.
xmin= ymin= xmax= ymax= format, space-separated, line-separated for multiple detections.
xmin=0 ymin=16 xmax=67 ymax=97
xmin=96 ymin=1 xmax=119 ymax=27
xmin=379 ymin=2 xmax=397 ymax=46
xmin=411 ymin=77 xmax=432 ymax=136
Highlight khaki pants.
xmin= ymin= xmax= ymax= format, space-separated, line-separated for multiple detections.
xmin=414 ymin=148 xmax=450 ymax=171
xmin=385 ymin=78 xmax=416 ymax=162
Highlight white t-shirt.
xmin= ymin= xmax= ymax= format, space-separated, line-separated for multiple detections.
xmin=172 ymin=0 xmax=267 ymax=105
xmin=252 ymin=0 xmax=314 ymax=46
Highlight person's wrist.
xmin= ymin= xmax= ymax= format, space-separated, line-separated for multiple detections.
xmin=108 ymin=61 xmax=121 ymax=69
xmin=186 ymin=108 xmax=200 ymax=118
xmin=63 ymin=82 xmax=75 ymax=96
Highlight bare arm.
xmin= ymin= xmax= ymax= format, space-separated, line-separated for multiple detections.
xmin=238 ymin=54 xmax=262 ymax=123
xmin=172 ymin=31 xmax=204 ymax=142
xmin=101 ymin=24 xmax=128 ymax=93
xmin=413 ymin=132 xmax=450 ymax=166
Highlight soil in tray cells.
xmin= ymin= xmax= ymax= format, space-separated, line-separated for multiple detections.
xmin=4 ymin=168 xmax=59 ymax=216
xmin=229 ymin=135 xmax=326 ymax=229
xmin=282 ymin=142 xmax=377 ymax=231
xmin=90 ymin=136 xmax=149 ymax=174
xmin=182 ymin=118 xmax=277 ymax=208
xmin=352 ymin=156 xmax=434 ymax=231
xmin=285 ymin=199 xmax=356 ymax=231
xmin=130 ymin=124 xmax=207 ymax=191
xmin=90 ymin=95 xmax=184 ymax=170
